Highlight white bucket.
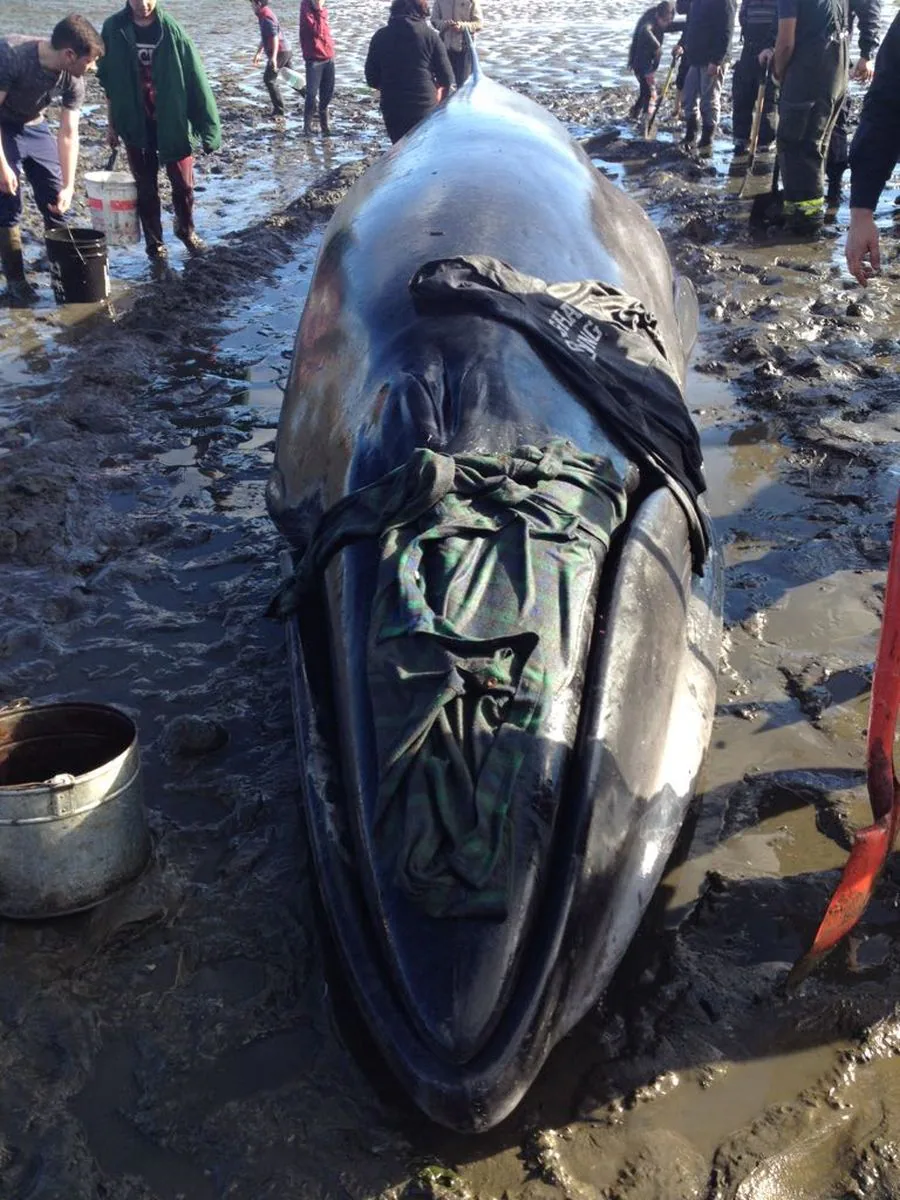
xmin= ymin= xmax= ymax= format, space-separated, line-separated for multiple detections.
xmin=83 ymin=170 xmax=141 ymax=247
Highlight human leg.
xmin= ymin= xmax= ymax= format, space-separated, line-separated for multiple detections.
xmin=125 ymin=141 xmax=166 ymax=257
xmin=18 ymin=121 xmax=66 ymax=231
xmin=681 ymin=65 xmax=701 ymax=147
xmin=0 ymin=124 xmax=36 ymax=304
xmin=304 ymin=59 xmax=324 ymax=134
xmin=825 ymin=96 xmax=848 ymax=203
xmin=698 ymin=69 xmax=723 ymax=151
xmin=448 ymin=48 xmax=471 ymax=88
xmin=166 ymin=155 xmax=202 ymax=252
xmin=777 ymin=38 xmax=847 ymax=231
xmin=318 ymin=58 xmax=335 ymax=134
xmin=264 ymin=60 xmax=286 ymax=116
xmin=732 ymin=47 xmax=758 ymax=148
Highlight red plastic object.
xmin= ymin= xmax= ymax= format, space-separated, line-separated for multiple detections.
xmin=788 ymin=491 xmax=900 ymax=986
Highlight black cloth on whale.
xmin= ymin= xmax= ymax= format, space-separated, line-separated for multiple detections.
xmin=408 ymin=255 xmax=710 ymax=572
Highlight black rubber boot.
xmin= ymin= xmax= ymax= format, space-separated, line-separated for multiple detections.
xmin=320 ymin=108 xmax=332 ymax=137
xmin=683 ymin=116 xmax=699 ymax=150
xmin=698 ymin=124 xmax=714 ymax=156
xmin=303 ymin=114 xmax=315 ymax=137
xmin=0 ymin=227 xmax=37 ymax=306
xmin=826 ymin=173 xmax=843 ymax=209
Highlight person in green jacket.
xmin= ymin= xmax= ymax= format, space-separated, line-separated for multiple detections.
xmin=97 ymin=0 xmax=221 ymax=260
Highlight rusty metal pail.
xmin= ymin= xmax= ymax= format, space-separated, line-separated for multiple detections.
xmin=0 ymin=700 xmax=150 ymax=919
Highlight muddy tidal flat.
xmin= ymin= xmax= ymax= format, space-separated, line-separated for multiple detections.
xmin=2 ymin=15 xmax=900 ymax=1200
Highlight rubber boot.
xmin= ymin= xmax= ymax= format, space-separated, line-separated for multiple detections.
xmin=697 ymin=124 xmax=714 ymax=156
xmin=303 ymin=114 xmax=315 ymax=137
xmin=320 ymin=108 xmax=332 ymax=137
xmin=682 ymin=115 xmax=698 ymax=151
xmin=0 ymin=226 xmax=37 ymax=307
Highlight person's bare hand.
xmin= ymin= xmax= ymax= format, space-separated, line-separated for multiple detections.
xmin=0 ymin=162 xmax=18 ymax=196
xmin=846 ymin=208 xmax=880 ymax=286
xmin=758 ymin=47 xmax=774 ymax=67
xmin=672 ymin=43 xmax=683 ymax=58
xmin=852 ymin=56 xmax=873 ymax=83
xmin=707 ymin=61 xmax=721 ymax=77
xmin=48 ymin=183 xmax=74 ymax=217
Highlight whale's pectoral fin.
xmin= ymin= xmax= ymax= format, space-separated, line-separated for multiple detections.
xmin=673 ymin=275 xmax=699 ymax=360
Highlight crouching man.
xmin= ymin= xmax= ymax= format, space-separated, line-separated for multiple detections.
xmin=0 ymin=16 xmax=104 ymax=306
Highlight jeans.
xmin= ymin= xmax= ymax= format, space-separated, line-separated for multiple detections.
xmin=304 ymin=57 xmax=335 ymax=124
xmin=264 ymin=48 xmax=293 ymax=115
xmin=125 ymin=125 xmax=194 ymax=253
xmin=682 ymin=64 xmax=723 ymax=131
xmin=0 ymin=120 xmax=66 ymax=229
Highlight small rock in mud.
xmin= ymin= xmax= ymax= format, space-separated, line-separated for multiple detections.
xmin=160 ymin=714 xmax=228 ymax=757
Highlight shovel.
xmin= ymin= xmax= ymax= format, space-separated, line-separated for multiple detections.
xmin=645 ymin=54 xmax=678 ymax=139
xmin=787 ymin=490 xmax=900 ymax=987
xmin=738 ymin=61 xmax=771 ymax=199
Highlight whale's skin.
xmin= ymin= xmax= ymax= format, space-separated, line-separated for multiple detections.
xmin=267 ymin=73 xmax=722 ymax=1133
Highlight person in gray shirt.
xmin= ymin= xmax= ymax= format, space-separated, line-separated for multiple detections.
xmin=0 ymin=15 xmax=104 ymax=305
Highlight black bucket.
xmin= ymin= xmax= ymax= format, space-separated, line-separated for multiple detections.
xmin=45 ymin=227 xmax=109 ymax=304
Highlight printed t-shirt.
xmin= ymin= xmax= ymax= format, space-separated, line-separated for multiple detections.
xmin=0 ymin=37 xmax=85 ymax=126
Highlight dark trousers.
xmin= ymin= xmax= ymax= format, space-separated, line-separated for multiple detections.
xmin=125 ymin=133 xmax=195 ymax=253
xmin=0 ymin=120 xmax=66 ymax=229
xmin=381 ymin=102 xmax=435 ymax=143
xmin=777 ymin=36 xmax=848 ymax=203
xmin=448 ymin=47 xmax=472 ymax=87
xmin=304 ymin=57 xmax=335 ymax=124
xmin=826 ymin=94 xmax=849 ymax=184
xmin=264 ymin=48 xmax=293 ymax=115
xmin=732 ymin=42 xmax=779 ymax=146
xmin=630 ymin=70 xmax=655 ymax=117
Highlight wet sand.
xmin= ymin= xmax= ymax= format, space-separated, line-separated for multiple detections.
xmin=2 ymin=27 xmax=900 ymax=1200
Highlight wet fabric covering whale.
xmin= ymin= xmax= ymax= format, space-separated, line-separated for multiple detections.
xmin=266 ymin=64 xmax=723 ymax=1132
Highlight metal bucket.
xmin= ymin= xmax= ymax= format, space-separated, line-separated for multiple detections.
xmin=0 ymin=701 xmax=150 ymax=919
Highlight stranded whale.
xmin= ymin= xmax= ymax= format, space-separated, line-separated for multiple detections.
xmin=267 ymin=68 xmax=722 ymax=1132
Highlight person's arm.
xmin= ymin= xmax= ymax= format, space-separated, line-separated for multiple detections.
xmin=0 ymin=90 xmax=18 ymax=197
xmin=364 ymin=32 xmax=381 ymax=89
xmin=432 ymin=34 xmax=454 ymax=96
xmin=181 ymin=32 xmax=222 ymax=152
xmin=773 ymin=17 xmax=796 ymax=80
xmin=851 ymin=0 xmax=881 ymax=81
xmin=708 ymin=0 xmax=736 ymax=73
xmin=454 ymin=0 xmax=483 ymax=34
xmin=50 ymin=106 xmax=79 ymax=215
xmin=847 ymin=13 xmax=900 ymax=284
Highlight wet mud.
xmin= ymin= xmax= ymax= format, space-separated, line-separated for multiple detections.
xmin=2 ymin=57 xmax=900 ymax=1200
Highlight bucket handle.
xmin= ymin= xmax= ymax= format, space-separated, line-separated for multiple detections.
xmin=61 ymin=222 xmax=88 ymax=268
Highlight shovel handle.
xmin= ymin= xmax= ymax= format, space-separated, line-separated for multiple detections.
xmin=103 ymin=149 xmax=118 ymax=172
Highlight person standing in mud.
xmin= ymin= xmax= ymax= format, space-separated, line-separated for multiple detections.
xmin=365 ymin=0 xmax=454 ymax=143
xmin=679 ymin=0 xmax=736 ymax=154
xmin=761 ymin=0 xmax=848 ymax=234
xmin=824 ymin=0 xmax=880 ymax=209
xmin=0 ymin=17 xmax=104 ymax=306
xmin=299 ymin=0 xmax=336 ymax=136
xmin=250 ymin=0 xmax=294 ymax=119
xmin=627 ymin=1 xmax=684 ymax=122
xmin=731 ymin=0 xmax=779 ymax=158
xmin=97 ymin=0 xmax=221 ymax=262
xmin=845 ymin=11 xmax=900 ymax=285
xmin=431 ymin=0 xmax=484 ymax=88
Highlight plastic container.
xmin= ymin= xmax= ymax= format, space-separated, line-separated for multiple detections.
xmin=0 ymin=700 xmax=150 ymax=918
xmin=84 ymin=168 xmax=141 ymax=245
xmin=280 ymin=65 xmax=307 ymax=94
xmin=45 ymin=227 xmax=110 ymax=304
